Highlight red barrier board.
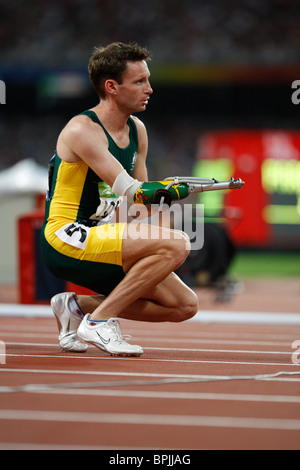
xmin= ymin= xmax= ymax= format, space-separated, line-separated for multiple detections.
xmin=18 ymin=210 xmax=95 ymax=304
xmin=194 ymin=130 xmax=300 ymax=248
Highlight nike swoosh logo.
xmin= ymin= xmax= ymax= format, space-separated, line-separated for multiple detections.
xmin=96 ymin=331 xmax=110 ymax=345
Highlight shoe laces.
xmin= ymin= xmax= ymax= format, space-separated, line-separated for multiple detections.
xmin=107 ymin=319 xmax=132 ymax=344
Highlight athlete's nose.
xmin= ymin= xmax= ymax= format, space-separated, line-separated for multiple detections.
xmin=146 ymin=79 xmax=153 ymax=95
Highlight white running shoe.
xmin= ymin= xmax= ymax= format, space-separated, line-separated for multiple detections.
xmin=51 ymin=292 xmax=88 ymax=353
xmin=77 ymin=315 xmax=144 ymax=357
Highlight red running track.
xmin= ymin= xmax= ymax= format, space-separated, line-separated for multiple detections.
xmin=0 ymin=314 xmax=300 ymax=450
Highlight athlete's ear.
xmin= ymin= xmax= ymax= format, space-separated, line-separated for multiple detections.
xmin=105 ymin=79 xmax=118 ymax=96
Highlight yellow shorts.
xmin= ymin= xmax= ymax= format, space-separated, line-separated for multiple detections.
xmin=41 ymin=220 xmax=127 ymax=295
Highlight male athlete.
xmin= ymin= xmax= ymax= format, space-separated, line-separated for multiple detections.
xmin=41 ymin=42 xmax=199 ymax=356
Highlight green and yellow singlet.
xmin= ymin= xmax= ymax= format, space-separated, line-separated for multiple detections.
xmin=40 ymin=110 xmax=138 ymax=295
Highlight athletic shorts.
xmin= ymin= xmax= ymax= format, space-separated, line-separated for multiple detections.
xmin=41 ymin=219 xmax=127 ymax=295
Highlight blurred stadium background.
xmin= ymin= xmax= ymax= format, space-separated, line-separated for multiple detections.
xmin=0 ymin=0 xmax=299 ymax=304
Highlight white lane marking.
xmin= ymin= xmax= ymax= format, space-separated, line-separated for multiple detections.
xmin=3 ymin=341 xmax=296 ymax=355
xmin=2 ymin=351 xmax=298 ymax=366
xmin=1 ymin=367 xmax=300 ymax=382
xmin=22 ymin=387 xmax=300 ymax=404
xmin=0 ymin=333 xmax=294 ymax=348
xmin=1 ymin=319 xmax=300 ymax=345
xmin=0 ymin=409 xmax=300 ymax=430
xmin=1 ymin=304 xmax=300 ymax=325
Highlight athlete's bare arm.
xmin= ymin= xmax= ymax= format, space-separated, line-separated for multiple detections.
xmin=131 ymin=116 xmax=149 ymax=182
xmin=56 ymin=114 xmax=126 ymax=187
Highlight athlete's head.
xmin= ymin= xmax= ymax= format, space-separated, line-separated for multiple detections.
xmin=88 ymin=42 xmax=151 ymax=100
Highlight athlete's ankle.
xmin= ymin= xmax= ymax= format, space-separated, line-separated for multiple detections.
xmin=87 ymin=314 xmax=108 ymax=326
xmin=68 ymin=295 xmax=84 ymax=319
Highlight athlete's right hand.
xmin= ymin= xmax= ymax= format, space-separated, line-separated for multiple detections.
xmin=95 ymin=196 xmax=123 ymax=222
xmin=89 ymin=181 xmax=123 ymax=224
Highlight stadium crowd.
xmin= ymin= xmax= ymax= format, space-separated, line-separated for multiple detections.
xmin=0 ymin=0 xmax=299 ymax=67
xmin=0 ymin=0 xmax=299 ymax=174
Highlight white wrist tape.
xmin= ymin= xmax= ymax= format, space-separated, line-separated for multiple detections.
xmin=112 ymin=169 xmax=142 ymax=204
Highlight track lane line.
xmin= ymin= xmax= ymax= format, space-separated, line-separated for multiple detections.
xmin=2 ymin=352 xmax=298 ymax=366
xmin=16 ymin=387 xmax=300 ymax=403
xmin=1 ymin=367 xmax=300 ymax=382
xmin=1 ymin=324 xmax=299 ymax=342
xmin=3 ymin=341 xmax=296 ymax=355
xmin=1 ymin=330 xmax=299 ymax=345
xmin=0 ymin=409 xmax=300 ymax=430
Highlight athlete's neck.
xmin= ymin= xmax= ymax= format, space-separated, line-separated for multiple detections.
xmin=91 ymin=102 xmax=130 ymax=134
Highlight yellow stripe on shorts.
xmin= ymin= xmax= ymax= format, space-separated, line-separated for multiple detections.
xmin=44 ymin=220 xmax=127 ymax=266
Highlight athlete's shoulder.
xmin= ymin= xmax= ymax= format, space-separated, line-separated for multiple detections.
xmin=130 ymin=115 xmax=147 ymax=140
xmin=130 ymin=115 xmax=146 ymax=130
xmin=67 ymin=112 xmax=99 ymax=130
xmin=60 ymin=112 xmax=105 ymax=141
xmin=56 ymin=112 xmax=107 ymax=161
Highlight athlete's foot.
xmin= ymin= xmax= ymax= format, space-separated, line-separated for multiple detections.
xmin=77 ymin=315 xmax=144 ymax=356
xmin=51 ymin=292 xmax=88 ymax=353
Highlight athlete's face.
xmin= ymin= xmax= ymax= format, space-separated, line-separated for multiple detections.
xmin=117 ymin=60 xmax=153 ymax=113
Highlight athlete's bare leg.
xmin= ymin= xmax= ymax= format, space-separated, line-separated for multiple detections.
xmin=84 ymin=224 xmax=198 ymax=322
xmin=77 ymin=271 xmax=198 ymax=322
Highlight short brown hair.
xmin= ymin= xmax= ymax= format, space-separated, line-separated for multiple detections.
xmin=88 ymin=42 xmax=151 ymax=99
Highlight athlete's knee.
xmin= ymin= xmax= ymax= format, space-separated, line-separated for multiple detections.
xmin=165 ymin=230 xmax=191 ymax=269
xmin=171 ymin=290 xmax=199 ymax=322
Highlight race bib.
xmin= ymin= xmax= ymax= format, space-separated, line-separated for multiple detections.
xmin=55 ymin=222 xmax=91 ymax=250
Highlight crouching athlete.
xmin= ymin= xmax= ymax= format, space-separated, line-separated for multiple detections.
xmin=41 ymin=42 xmax=199 ymax=356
